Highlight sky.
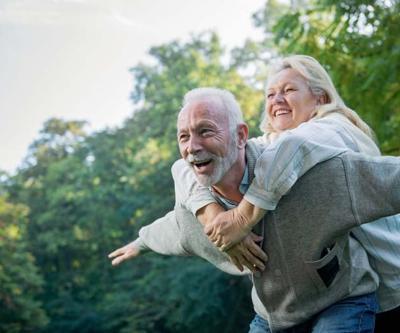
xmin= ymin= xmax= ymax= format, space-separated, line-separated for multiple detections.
xmin=0 ymin=0 xmax=266 ymax=174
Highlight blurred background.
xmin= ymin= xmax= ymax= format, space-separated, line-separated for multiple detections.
xmin=1 ymin=0 xmax=399 ymax=332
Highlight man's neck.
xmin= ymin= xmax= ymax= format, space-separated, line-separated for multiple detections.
xmin=212 ymin=155 xmax=246 ymax=203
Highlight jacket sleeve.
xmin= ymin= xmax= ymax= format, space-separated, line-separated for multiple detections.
xmin=245 ymin=118 xmax=353 ymax=210
xmin=340 ymin=153 xmax=400 ymax=225
xmin=138 ymin=210 xmax=191 ymax=256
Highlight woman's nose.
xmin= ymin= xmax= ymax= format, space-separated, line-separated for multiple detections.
xmin=272 ymin=92 xmax=285 ymax=104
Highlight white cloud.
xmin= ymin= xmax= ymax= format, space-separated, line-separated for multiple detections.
xmin=110 ymin=10 xmax=134 ymax=26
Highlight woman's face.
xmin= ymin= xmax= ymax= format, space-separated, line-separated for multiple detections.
xmin=266 ymin=68 xmax=318 ymax=133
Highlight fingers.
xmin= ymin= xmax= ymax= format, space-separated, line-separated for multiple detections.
xmin=108 ymin=248 xmax=127 ymax=266
xmin=229 ymin=255 xmax=244 ymax=272
xmin=110 ymin=249 xmax=139 ymax=266
xmin=108 ymin=242 xmax=140 ymax=266
xmin=206 ymin=226 xmax=222 ymax=244
xmin=249 ymin=245 xmax=268 ymax=263
xmin=250 ymin=232 xmax=263 ymax=243
xmin=111 ymin=253 xmax=129 ymax=266
xmin=108 ymin=246 xmax=126 ymax=259
xmin=204 ymin=224 xmax=213 ymax=235
xmin=228 ymin=251 xmax=256 ymax=274
xmin=246 ymin=239 xmax=268 ymax=263
xmin=241 ymin=257 xmax=262 ymax=275
xmin=220 ymin=242 xmax=233 ymax=252
xmin=241 ymin=248 xmax=265 ymax=272
xmin=111 ymin=256 xmax=123 ymax=266
xmin=226 ymin=245 xmax=266 ymax=274
xmin=205 ymin=210 xmax=250 ymax=250
xmin=247 ymin=232 xmax=267 ymax=261
xmin=212 ymin=236 xmax=224 ymax=248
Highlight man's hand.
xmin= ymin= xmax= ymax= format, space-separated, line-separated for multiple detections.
xmin=204 ymin=199 xmax=266 ymax=250
xmin=108 ymin=240 xmax=141 ymax=266
xmin=225 ymin=233 xmax=268 ymax=275
xmin=196 ymin=202 xmax=225 ymax=227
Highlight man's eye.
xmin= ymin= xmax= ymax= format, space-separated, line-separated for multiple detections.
xmin=200 ymin=129 xmax=212 ymax=136
xmin=285 ymin=88 xmax=295 ymax=93
xmin=179 ymin=134 xmax=189 ymax=142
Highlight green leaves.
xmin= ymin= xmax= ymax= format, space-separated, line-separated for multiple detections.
xmin=1 ymin=32 xmax=262 ymax=332
xmin=0 ymin=196 xmax=48 ymax=333
xmin=1 ymin=2 xmax=399 ymax=331
xmin=255 ymin=0 xmax=400 ymax=154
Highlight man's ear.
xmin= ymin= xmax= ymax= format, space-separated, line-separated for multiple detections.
xmin=237 ymin=124 xmax=249 ymax=149
xmin=317 ymin=92 xmax=329 ymax=105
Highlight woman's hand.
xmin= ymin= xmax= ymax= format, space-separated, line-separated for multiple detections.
xmin=205 ymin=208 xmax=251 ymax=249
xmin=204 ymin=199 xmax=266 ymax=250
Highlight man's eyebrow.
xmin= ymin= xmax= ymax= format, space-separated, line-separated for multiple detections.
xmin=197 ymin=119 xmax=217 ymax=126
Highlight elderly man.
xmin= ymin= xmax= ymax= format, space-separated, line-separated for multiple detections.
xmin=109 ymin=88 xmax=400 ymax=333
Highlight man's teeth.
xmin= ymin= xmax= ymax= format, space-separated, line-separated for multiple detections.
xmin=275 ymin=109 xmax=290 ymax=116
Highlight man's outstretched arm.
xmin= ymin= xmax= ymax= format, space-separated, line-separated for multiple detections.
xmin=108 ymin=210 xmax=190 ymax=266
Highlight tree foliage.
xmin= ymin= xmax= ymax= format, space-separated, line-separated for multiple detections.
xmin=1 ymin=1 xmax=399 ymax=332
xmin=254 ymin=0 xmax=400 ymax=153
xmin=0 ymin=195 xmax=48 ymax=333
xmin=3 ymin=33 xmax=260 ymax=332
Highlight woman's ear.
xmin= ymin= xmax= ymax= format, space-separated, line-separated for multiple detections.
xmin=237 ymin=124 xmax=249 ymax=149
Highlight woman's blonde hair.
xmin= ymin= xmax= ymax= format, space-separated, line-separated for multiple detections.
xmin=260 ymin=55 xmax=375 ymax=139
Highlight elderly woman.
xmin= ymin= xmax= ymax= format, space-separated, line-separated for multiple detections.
xmin=187 ymin=55 xmax=400 ymax=332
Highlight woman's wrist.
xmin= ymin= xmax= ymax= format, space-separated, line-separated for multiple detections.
xmin=237 ymin=199 xmax=266 ymax=229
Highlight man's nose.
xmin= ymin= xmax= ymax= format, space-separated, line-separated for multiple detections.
xmin=188 ymin=135 xmax=202 ymax=154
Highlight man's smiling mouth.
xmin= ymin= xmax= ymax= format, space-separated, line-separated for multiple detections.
xmin=192 ymin=159 xmax=212 ymax=168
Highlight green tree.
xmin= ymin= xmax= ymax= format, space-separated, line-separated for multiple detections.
xmin=254 ymin=0 xmax=400 ymax=153
xmin=4 ymin=33 xmax=263 ymax=333
xmin=0 ymin=195 xmax=48 ymax=333
xmin=101 ymin=32 xmax=262 ymax=333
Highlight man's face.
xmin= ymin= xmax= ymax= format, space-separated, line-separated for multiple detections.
xmin=177 ymin=100 xmax=238 ymax=187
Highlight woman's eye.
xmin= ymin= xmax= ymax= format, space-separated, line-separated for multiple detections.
xmin=267 ymin=93 xmax=275 ymax=99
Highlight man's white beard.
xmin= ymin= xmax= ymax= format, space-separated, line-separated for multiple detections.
xmin=186 ymin=139 xmax=238 ymax=187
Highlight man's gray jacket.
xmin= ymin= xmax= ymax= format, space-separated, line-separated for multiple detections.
xmin=138 ymin=141 xmax=400 ymax=331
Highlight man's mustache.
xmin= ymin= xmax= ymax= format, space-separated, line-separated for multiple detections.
xmin=186 ymin=153 xmax=215 ymax=164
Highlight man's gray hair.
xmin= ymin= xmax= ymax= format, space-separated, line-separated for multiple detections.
xmin=182 ymin=87 xmax=244 ymax=133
